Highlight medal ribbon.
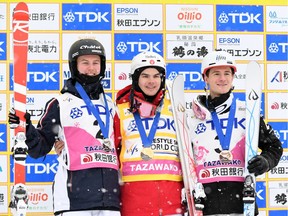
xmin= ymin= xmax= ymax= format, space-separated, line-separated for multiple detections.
xmin=75 ymin=82 xmax=110 ymax=139
xmin=210 ymin=97 xmax=236 ymax=150
xmin=133 ymin=111 xmax=161 ymax=148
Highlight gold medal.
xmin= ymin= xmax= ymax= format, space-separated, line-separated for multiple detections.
xmin=141 ymin=147 xmax=154 ymax=161
xmin=219 ymin=150 xmax=233 ymax=162
xmin=103 ymin=138 xmax=112 ymax=152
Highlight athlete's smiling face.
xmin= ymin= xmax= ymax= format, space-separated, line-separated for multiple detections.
xmin=77 ymin=55 xmax=101 ymax=76
xmin=138 ymin=68 xmax=162 ymax=96
xmin=204 ymin=66 xmax=234 ymax=99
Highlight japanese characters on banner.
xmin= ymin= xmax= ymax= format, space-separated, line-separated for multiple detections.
xmin=0 ymin=0 xmax=287 ymax=215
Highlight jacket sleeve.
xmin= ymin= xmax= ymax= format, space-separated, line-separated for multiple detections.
xmin=26 ymin=98 xmax=60 ymax=159
xmin=258 ymin=117 xmax=283 ymax=171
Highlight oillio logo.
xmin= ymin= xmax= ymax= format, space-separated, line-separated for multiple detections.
xmin=177 ymin=10 xmax=202 ymax=23
xmin=29 ymin=192 xmax=49 ymax=205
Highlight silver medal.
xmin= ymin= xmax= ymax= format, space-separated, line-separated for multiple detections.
xmin=103 ymin=138 xmax=112 ymax=152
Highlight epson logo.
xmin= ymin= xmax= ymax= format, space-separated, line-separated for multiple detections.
xmin=116 ymin=8 xmax=138 ymax=14
xmin=219 ymin=38 xmax=240 ymax=44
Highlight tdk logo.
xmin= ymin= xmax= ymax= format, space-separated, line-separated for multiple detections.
xmin=216 ymin=5 xmax=263 ymax=32
xmin=266 ymin=34 xmax=288 ymax=61
xmin=10 ymin=63 xmax=60 ymax=91
xmin=10 ymin=155 xmax=58 ymax=182
xmin=166 ymin=63 xmax=203 ymax=90
xmin=116 ymin=41 xmax=161 ymax=54
xmin=114 ymin=33 xmax=163 ymax=60
xmin=64 ymin=12 xmax=109 ymax=22
xmin=62 ymin=4 xmax=111 ymax=30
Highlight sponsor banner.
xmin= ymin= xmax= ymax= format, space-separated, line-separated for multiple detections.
xmin=216 ymin=5 xmax=263 ymax=32
xmin=9 ymin=63 xmax=60 ymax=91
xmin=166 ymin=34 xmax=214 ymax=60
xmin=266 ymin=6 xmax=288 ymax=32
xmin=269 ymin=210 xmax=288 ymax=216
xmin=0 ymin=185 xmax=8 ymax=214
xmin=0 ymin=63 xmax=6 ymax=91
xmin=102 ymin=63 xmax=112 ymax=90
xmin=166 ymin=63 xmax=203 ymax=90
xmin=268 ymin=152 xmax=288 ymax=179
xmin=268 ymin=181 xmax=288 ymax=208
xmin=9 ymin=33 xmax=60 ymax=61
xmin=62 ymin=3 xmax=111 ymax=30
xmin=114 ymin=33 xmax=163 ymax=60
xmin=267 ymin=63 xmax=288 ymax=90
xmin=0 ymin=3 xmax=6 ymax=30
xmin=0 ymin=155 xmax=7 ymax=182
xmin=0 ymin=33 xmax=7 ymax=61
xmin=216 ymin=34 xmax=264 ymax=60
xmin=114 ymin=4 xmax=163 ymax=31
xmin=266 ymin=34 xmax=288 ymax=61
xmin=114 ymin=63 xmax=131 ymax=90
xmin=9 ymin=3 xmax=60 ymax=30
xmin=26 ymin=184 xmax=53 ymax=212
xmin=10 ymin=155 xmax=58 ymax=182
xmin=256 ymin=181 xmax=267 ymax=208
xmin=258 ymin=211 xmax=266 ymax=216
xmin=268 ymin=122 xmax=288 ymax=149
xmin=166 ymin=4 xmax=214 ymax=31
xmin=0 ymin=94 xmax=6 ymax=121
xmin=61 ymin=33 xmax=112 ymax=61
xmin=62 ymin=63 xmax=70 ymax=83
xmin=0 ymin=124 xmax=7 ymax=152
xmin=267 ymin=92 xmax=288 ymax=120
xmin=9 ymin=93 xmax=59 ymax=122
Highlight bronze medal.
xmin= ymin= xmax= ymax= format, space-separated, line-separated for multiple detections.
xmin=141 ymin=147 xmax=154 ymax=161
xmin=219 ymin=150 xmax=233 ymax=162
xmin=103 ymin=138 xmax=112 ymax=152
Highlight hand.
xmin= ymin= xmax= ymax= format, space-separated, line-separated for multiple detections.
xmin=54 ymin=140 xmax=64 ymax=155
xmin=8 ymin=108 xmax=31 ymax=129
xmin=8 ymin=108 xmax=20 ymax=129
xmin=247 ymin=155 xmax=270 ymax=176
